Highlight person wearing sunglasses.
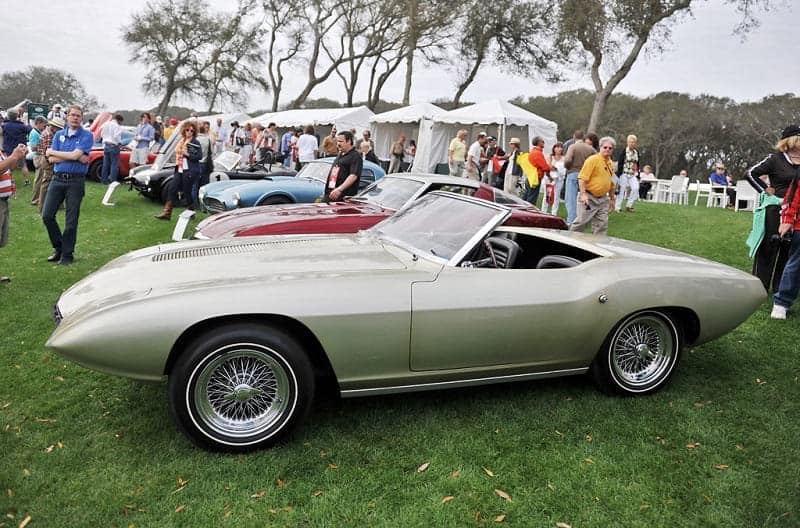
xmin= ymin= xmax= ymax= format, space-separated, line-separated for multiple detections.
xmin=570 ymin=136 xmax=617 ymax=235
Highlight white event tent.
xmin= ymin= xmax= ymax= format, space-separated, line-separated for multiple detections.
xmin=368 ymin=103 xmax=445 ymax=165
xmin=416 ymin=100 xmax=558 ymax=173
xmin=252 ymin=106 xmax=374 ymax=139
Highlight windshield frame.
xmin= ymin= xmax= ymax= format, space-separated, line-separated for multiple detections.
xmin=296 ymin=160 xmax=333 ymax=183
xmin=355 ymin=175 xmax=426 ymax=211
xmin=369 ymin=191 xmax=511 ymax=266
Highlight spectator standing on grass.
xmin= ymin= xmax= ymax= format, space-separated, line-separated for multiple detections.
xmin=570 ymin=136 xmax=616 ymax=235
xmin=2 ymin=110 xmax=31 ymax=185
xmin=0 ymin=143 xmax=28 ymax=282
xmin=155 ymin=121 xmax=201 ymax=220
xmin=542 ymin=142 xmax=566 ymax=216
xmin=321 ymin=127 xmax=339 ymax=158
xmin=465 ymin=132 xmax=487 ymax=181
xmin=324 ymin=131 xmax=362 ymax=203
xmin=525 ymin=136 xmax=552 ymax=206
xmin=500 ymin=137 xmax=523 ymax=195
xmin=153 ymin=116 xmax=164 ymax=145
xmin=483 ymin=137 xmax=500 ymax=186
xmin=130 ymin=113 xmax=154 ymax=170
xmin=99 ymin=114 xmax=124 ymax=185
xmin=448 ymin=129 xmax=467 ymax=178
xmin=614 ymin=134 xmax=640 ymax=213
xmin=35 ymin=117 xmax=64 ymax=212
xmin=27 ymin=116 xmax=47 ymax=193
xmin=770 ymin=127 xmax=800 ymax=320
xmin=563 ymin=130 xmax=595 ymax=226
xmin=297 ymin=125 xmax=319 ymax=168
xmin=280 ymin=127 xmax=295 ymax=169
xmin=747 ymin=125 xmax=800 ymax=296
xmin=389 ymin=135 xmax=406 ymax=173
xmin=42 ymin=105 xmax=94 ymax=265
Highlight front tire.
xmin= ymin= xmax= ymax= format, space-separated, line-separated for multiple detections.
xmin=257 ymin=196 xmax=291 ymax=206
xmin=591 ymin=310 xmax=681 ymax=395
xmin=168 ymin=324 xmax=314 ymax=452
xmin=88 ymin=160 xmax=102 ymax=182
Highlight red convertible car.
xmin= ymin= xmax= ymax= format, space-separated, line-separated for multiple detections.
xmin=86 ymin=112 xmax=158 ymax=181
xmin=192 ymin=174 xmax=567 ymax=239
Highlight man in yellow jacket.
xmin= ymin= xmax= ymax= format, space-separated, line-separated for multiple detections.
xmin=570 ymin=136 xmax=616 ymax=235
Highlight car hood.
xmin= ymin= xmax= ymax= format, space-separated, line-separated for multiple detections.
xmin=203 ymin=176 xmax=303 ymax=196
xmin=195 ymin=200 xmax=388 ymax=238
xmin=55 ymin=235 xmax=404 ymax=318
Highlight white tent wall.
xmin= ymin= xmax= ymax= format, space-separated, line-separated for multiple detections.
xmin=252 ymin=106 xmax=374 ymax=142
xmin=420 ymin=123 xmax=529 ymax=173
xmin=371 ymin=123 xmax=422 ymax=161
xmin=369 ymin=103 xmax=446 ymax=162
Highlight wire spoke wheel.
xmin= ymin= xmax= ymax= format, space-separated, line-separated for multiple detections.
xmin=193 ymin=345 xmax=293 ymax=439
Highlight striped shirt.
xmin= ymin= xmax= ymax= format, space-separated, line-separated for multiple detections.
xmin=0 ymin=153 xmax=15 ymax=198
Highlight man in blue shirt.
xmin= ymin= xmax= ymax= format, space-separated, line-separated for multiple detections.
xmin=709 ymin=163 xmax=736 ymax=208
xmin=42 ymin=105 xmax=94 ymax=265
xmin=280 ymin=128 xmax=295 ymax=168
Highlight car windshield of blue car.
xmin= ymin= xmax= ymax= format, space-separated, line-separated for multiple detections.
xmin=354 ymin=178 xmax=424 ymax=210
xmin=297 ymin=162 xmax=331 ymax=183
xmin=369 ymin=193 xmax=506 ymax=263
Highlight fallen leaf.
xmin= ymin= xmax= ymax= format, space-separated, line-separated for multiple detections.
xmin=1 ymin=402 xmax=9 ymax=409
xmin=171 ymin=485 xmax=186 ymax=494
xmin=451 ymin=470 xmax=461 ymax=478
xmin=713 ymin=464 xmax=730 ymax=470
xmin=224 ymin=511 xmax=232 ymax=518
xmin=276 ymin=479 xmax=286 ymax=488
xmin=735 ymin=444 xmax=745 ymax=451
xmin=328 ymin=463 xmax=338 ymax=470
xmin=482 ymin=467 xmax=495 ymax=477
xmin=55 ymin=376 xmax=65 ymax=382
xmin=703 ymin=495 xmax=712 ymax=504
xmin=585 ymin=435 xmax=593 ymax=442
xmin=57 ymin=441 xmax=63 ymax=449
xmin=268 ymin=509 xmax=277 ymax=514
xmin=22 ymin=469 xmax=30 ymax=477
xmin=640 ymin=504 xmax=651 ymax=510
xmin=495 ymin=514 xmax=506 ymax=522
xmin=251 ymin=491 xmax=265 ymax=499
xmin=44 ymin=445 xmax=54 ymax=453
xmin=313 ymin=490 xmax=323 ymax=497
xmin=475 ymin=511 xmax=481 ymax=521
xmin=35 ymin=417 xmax=56 ymax=424
xmin=6 ymin=489 xmax=11 ymax=497
xmin=175 ymin=505 xmax=186 ymax=513
xmin=19 ymin=516 xmax=31 ymax=528
xmin=694 ymin=402 xmax=704 ymax=408
xmin=554 ymin=430 xmax=564 ymax=437
xmin=417 ymin=462 xmax=430 ymax=473
xmin=556 ymin=523 xmax=571 ymax=528
xmin=319 ymin=450 xmax=327 ymax=458
xmin=584 ymin=457 xmax=594 ymax=464
xmin=494 ymin=489 xmax=512 ymax=502
xmin=177 ymin=477 xmax=188 ymax=486
xmin=440 ymin=496 xmax=455 ymax=504
xmin=547 ymin=482 xmax=555 ymax=491
xmin=656 ymin=436 xmax=668 ymax=446
xmin=686 ymin=442 xmax=701 ymax=449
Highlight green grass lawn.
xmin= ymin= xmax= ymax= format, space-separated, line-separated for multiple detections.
xmin=1 ymin=178 xmax=797 ymax=527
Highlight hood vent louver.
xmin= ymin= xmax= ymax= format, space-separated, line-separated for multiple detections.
xmin=152 ymin=239 xmax=315 ymax=262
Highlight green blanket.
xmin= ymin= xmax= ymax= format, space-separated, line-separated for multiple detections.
xmin=746 ymin=192 xmax=784 ymax=258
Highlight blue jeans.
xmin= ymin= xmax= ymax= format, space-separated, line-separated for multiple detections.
xmin=565 ymin=172 xmax=579 ymax=225
xmin=42 ymin=175 xmax=85 ymax=259
xmin=523 ymin=179 xmax=540 ymax=206
xmin=774 ymin=231 xmax=800 ymax=309
xmin=100 ymin=144 xmax=120 ymax=184
xmin=170 ymin=169 xmax=198 ymax=208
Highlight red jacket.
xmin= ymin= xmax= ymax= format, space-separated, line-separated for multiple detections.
xmin=780 ymin=180 xmax=800 ymax=230
xmin=528 ymin=146 xmax=551 ymax=175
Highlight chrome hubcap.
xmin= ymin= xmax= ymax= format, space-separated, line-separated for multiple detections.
xmin=193 ymin=345 xmax=293 ymax=439
xmin=611 ymin=314 xmax=676 ymax=389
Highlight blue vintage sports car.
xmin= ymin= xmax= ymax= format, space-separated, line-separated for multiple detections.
xmin=199 ymin=158 xmax=385 ymax=213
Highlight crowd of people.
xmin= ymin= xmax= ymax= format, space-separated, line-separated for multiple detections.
xmin=3 ymin=102 xmax=800 ymax=324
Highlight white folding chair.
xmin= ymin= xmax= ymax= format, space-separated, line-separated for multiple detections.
xmin=694 ymin=179 xmax=711 ymax=206
xmin=664 ymin=175 xmax=687 ymax=204
xmin=734 ymin=180 xmax=758 ymax=212
xmin=708 ymin=178 xmax=728 ymax=208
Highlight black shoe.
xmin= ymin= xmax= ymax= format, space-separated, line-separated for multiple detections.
xmin=58 ymin=257 xmax=74 ymax=266
xmin=47 ymin=252 xmax=62 ymax=262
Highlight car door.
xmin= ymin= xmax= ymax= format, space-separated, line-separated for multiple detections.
xmin=409 ymin=266 xmax=602 ymax=371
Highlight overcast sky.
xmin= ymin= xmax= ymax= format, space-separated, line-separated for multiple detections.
xmin=5 ymin=0 xmax=798 ymax=113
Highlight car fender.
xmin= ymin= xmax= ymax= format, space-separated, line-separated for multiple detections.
xmin=255 ymin=191 xmax=296 ymax=206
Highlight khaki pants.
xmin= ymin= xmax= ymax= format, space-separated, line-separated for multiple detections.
xmin=37 ymin=165 xmax=55 ymax=213
xmin=32 ymin=155 xmax=45 ymax=204
xmin=570 ymin=193 xmax=610 ymax=235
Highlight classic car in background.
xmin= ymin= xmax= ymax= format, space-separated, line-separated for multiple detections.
xmin=199 ymin=158 xmax=385 ymax=213
xmin=87 ymin=138 xmax=158 ymax=182
xmin=192 ymin=173 xmax=567 ymax=239
xmin=128 ymin=150 xmax=295 ymax=203
xmin=47 ymin=191 xmax=766 ymax=453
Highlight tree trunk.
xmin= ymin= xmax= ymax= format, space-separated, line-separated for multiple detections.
xmin=402 ymin=47 xmax=414 ymax=105
xmin=587 ymin=89 xmax=608 ymax=134
xmin=452 ymin=51 xmax=484 ymax=106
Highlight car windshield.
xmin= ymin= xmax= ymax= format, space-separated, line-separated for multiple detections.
xmin=369 ymin=192 xmax=508 ymax=263
xmin=297 ymin=162 xmax=332 ymax=183
xmin=355 ymin=177 xmax=424 ymax=210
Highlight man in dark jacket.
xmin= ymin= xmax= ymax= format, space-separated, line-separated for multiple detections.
xmin=2 ymin=110 xmax=31 ymax=184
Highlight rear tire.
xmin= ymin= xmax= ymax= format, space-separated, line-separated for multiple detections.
xmin=168 ymin=324 xmax=314 ymax=452
xmin=88 ymin=160 xmax=102 ymax=182
xmin=591 ymin=310 xmax=681 ymax=395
